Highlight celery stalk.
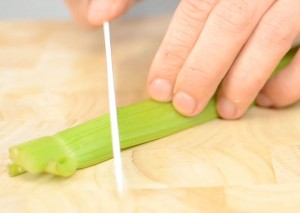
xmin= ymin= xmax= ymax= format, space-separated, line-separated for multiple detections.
xmin=8 ymin=47 xmax=298 ymax=177
xmin=9 ymin=99 xmax=217 ymax=177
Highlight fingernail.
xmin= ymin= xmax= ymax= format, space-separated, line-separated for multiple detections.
xmin=173 ymin=92 xmax=197 ymax=116
xmin=88 ymin=0 xmax=112 ymax=24
xmin=256 ymin=93 xmax=273 ymax=107
xmin=148 ymin=79 xmax=173 ymax=102
xmin=218 ymin=97 xmax=237 ymax=119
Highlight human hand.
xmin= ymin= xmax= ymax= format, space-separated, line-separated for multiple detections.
xmin=64 ymin=0 xmax=136 ymax=26
xmin=147 ymin=0 xmax=300 ymax=119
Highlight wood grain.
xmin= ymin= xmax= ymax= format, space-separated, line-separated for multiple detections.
xmin=1 ymin=17 xmax=300 ymax=212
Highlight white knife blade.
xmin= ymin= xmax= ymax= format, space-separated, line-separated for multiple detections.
xmin=103 ymin=22 xmax=124 ymax=192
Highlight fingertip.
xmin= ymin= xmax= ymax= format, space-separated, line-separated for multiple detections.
xmin=87 ymin=0 xmax=112 ymax=26
xmin=256 ymin=48 xmax=300 ymax=108
xmin=88 ymin=0 xmax=134 ymax=26
xmin=217 ymin=96 xmax=240 ymax=120
xmin=256 ymin=93 xmax=274 ymax=108
xmin=173 ymin=92 xmax=198 ymax=117
xmin=148 ymin=79 xmax=173 ymax=102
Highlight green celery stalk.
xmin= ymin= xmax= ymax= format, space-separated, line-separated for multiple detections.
xmin=9 ymin=99 xmax=217 ymax=177
xmin=8 ymin=47 xmax=298 ymax=177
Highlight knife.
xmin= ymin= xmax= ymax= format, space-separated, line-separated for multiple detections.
xmin=103 ymin=22 xmax=124 ymax=192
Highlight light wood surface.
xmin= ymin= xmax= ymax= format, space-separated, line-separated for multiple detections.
xmin=1 ymin=17 xmax=300 ymax=213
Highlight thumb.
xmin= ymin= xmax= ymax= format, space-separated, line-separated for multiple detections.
xmin=88 ymin=0 xmax=135 ymax=26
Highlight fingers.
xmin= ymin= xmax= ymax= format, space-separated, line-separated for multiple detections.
xmin=217 ymin=0 xmax=300 ymax=119
xmin=148 ymin=0 xmax=219 ymax=102
xmin=88 ymin=0 xmax=135 ymax=26
xmin=65 ymin=0 xmax=134 ymax=27
xmin=175 ymin=0 xmax=276 ymax=116
xmin=150 ymin=0 xmax=274 ymax=116
xmin=65 ymin=0 xmax=92 ymax=26
xmin=256 ymin=48 xmax=300 ymax=108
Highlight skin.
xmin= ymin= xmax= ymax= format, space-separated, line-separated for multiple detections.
xmin=65 ymin=0 xmax=300 ymax=119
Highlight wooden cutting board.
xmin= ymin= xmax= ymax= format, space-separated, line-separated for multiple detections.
xmin=1 ymin=16 xmax=300 ymax=213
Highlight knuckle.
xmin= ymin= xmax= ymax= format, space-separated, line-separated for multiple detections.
xmin=214 ymin=0 xmax=254 ymax=34
xmin=181 ymin=0 xmax=217 ymax=24
xmin=162 ymin=48 xmax=186 ymax=69
xmin=157 ymin=50 xmax=185 ymax=80
xmin=229 ymin=73 xmax=264 ymax=95
xmin=259 ymin=14 xmax=298 ymax=48
xmin=184 ymin=65 xmax=213 ymax=84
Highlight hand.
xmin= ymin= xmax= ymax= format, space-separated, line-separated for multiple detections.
xmin=64 ymin=0 xmax=135 ymax=26
xmin=147 ymin=0 xmax=300 ymax=119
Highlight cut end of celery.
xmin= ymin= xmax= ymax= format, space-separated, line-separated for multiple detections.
xmin=8 ymin=136 xmax=78 ymax=177
xmin=8 ymin=163 xmax=27 ymax=177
